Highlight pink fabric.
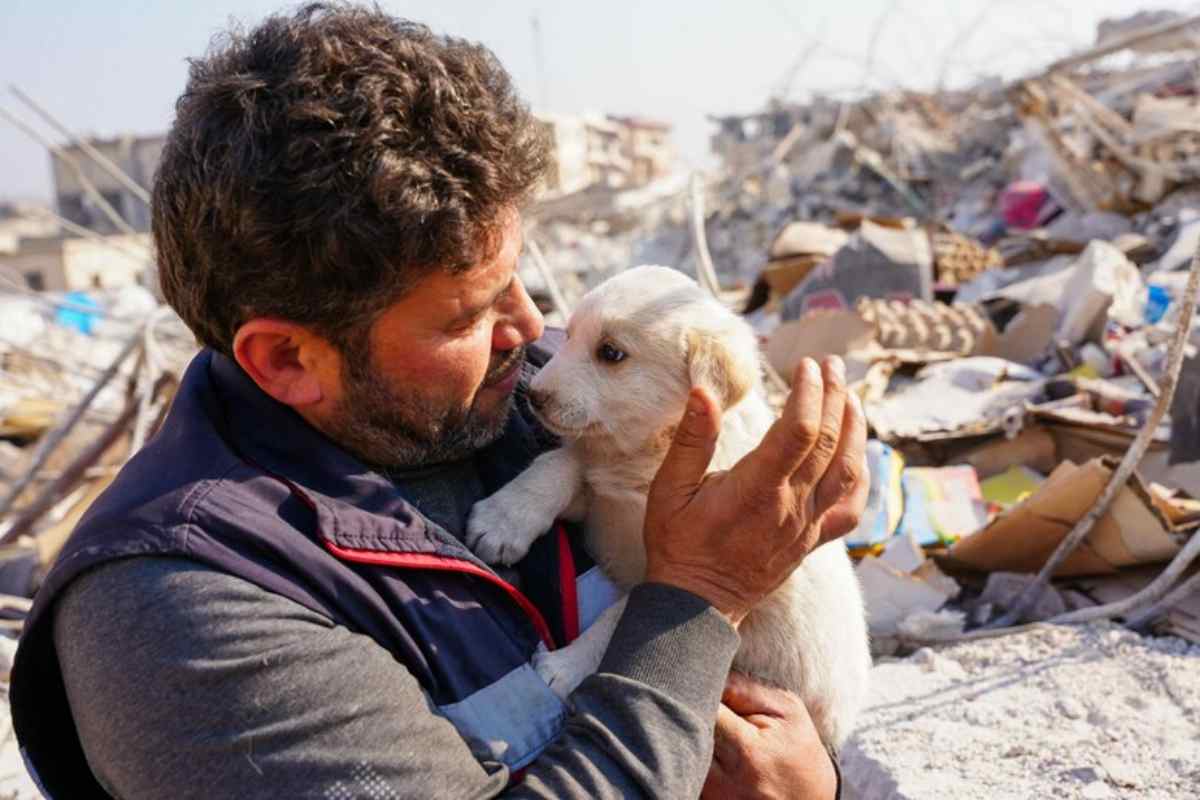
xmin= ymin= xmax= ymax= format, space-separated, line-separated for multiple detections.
xmin=1001 ymin=180 xmax=1049 ymax=229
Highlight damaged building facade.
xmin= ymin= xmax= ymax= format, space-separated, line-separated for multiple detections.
xmin=537 ymin=112 xmax=675 ymax=197
xmin=50 ymin=134 xmax=163 ymax=235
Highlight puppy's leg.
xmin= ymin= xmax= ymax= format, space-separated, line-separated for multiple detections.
xmin=534 ymin=596 xmax=628 ymax=700
xmin=467 ymin=447 xmax=585 ymax=566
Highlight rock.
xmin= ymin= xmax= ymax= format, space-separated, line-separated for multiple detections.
xmin=1067 ymin=766 xmax=1102 ymax=783
xmin=1056 ymin=697 xmax=1087 ymax=720
xmin=979 ymin=571 xmax=1067 ymax=620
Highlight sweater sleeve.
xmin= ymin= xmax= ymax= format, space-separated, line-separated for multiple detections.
xmin=53 ymin=556 xmax=740 ymax=799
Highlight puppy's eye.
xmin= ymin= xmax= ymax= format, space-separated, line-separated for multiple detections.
xmin=597 ymin=342 xmax=627 ymax=364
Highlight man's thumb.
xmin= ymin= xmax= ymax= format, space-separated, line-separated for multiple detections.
xmin=653 ymin=388 xmax=720 ymax=498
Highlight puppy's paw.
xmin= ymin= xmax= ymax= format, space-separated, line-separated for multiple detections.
xmin=533 ymin=646 xmax=591 ymax=701
xmin=466 ymin=493 xmax=551 ymax=566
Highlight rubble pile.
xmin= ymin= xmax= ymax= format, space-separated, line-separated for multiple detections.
xmin=524 ymin=11 xmax=1200 ymax=656
xmin=0 ymin=284 xmax=192 ymax=596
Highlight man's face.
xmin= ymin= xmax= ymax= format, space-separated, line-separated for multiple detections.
xmin=320 ymin=212 xmax=545 ymax=469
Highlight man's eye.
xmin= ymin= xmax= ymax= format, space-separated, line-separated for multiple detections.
xmin=596 ymin=342 xmax=626 ymax=363
xmin=450 ymin=313 xmax=484 ymax=333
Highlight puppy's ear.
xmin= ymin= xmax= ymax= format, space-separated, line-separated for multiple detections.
xmin=686 ymin=328 xmax=754 ymax=410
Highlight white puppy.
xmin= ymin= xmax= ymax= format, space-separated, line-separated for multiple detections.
xmin=467 ymin=265 xmax=870 ymax=749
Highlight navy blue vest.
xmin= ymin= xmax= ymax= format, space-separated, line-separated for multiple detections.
xmin=11 ymin=337 xmax=620 ymax=799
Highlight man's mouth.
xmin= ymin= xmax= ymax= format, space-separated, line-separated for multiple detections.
xmin=483 ymin=346 xmax=525 ymax=388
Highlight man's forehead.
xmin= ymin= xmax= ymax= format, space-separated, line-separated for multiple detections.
xmin=401 ymin=216 xmax=522 ymax=308
xmin=460 ymin=216 xmax=523 ymax=290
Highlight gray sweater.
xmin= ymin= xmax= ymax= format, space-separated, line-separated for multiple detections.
xmin=55 ymin=560 xmax=739 ymax=799
xmin=52 ymin=455 xmax=746 ymax=798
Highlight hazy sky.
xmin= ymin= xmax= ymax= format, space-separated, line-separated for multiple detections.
xmin=2 ymin=0 xmax=1197 ymax=201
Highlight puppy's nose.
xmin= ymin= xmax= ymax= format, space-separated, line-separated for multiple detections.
xmin=528 ymin=389 xmax=550 ymax=410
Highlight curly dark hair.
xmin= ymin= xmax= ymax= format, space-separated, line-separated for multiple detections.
xmin=153 ymin=2 xmax=549 ymax=355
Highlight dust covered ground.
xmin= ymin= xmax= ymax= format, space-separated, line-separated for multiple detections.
xmin=842 ymin=622 xmax=1200 ymax=799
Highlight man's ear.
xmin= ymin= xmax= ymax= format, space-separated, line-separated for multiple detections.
xmin=686 ymin=327 xmax=755 ymax=411
xmin=232 ymin=318 xmax=334 ymax=409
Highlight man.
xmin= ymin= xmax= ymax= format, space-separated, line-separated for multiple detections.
xmin=11 ymin=5 xmax=867 ymax=798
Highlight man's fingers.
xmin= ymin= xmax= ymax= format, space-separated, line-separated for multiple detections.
xmin=650 ymin=387 xmax=721 ymax=503
xmin=745 ymin=358 xmax=824 ymax=482
xmin=789 ymin=356 xmax=847 ymax=493
xmin=712 ymin=703 xmax=756 ymax=767
xmin=721 ymin=670 xmax=794 ymax=719
xmin=812 ymin=391 xmax=869 ymax=545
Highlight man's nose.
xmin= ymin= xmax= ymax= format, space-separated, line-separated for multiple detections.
xmin=493 ymin=277 xmax=545 ymax=351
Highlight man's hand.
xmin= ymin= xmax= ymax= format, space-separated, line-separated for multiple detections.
xmin=643 ymin=356 xmax=868 ymax=625
xmin=702 ymin=672 xmax=839 ymax=800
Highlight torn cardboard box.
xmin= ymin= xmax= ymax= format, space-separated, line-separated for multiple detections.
xmin=762 ymin=222 xmax=849 ymax=299
xmin=943 ymin=457 xmax=1192 ymax=576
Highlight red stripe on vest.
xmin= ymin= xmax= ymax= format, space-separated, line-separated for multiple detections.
xmin=250 ymin=461 xmax=559 ymax=652
xmin=323 ymin=539 xmax=558 ymax=651
xmin=556 ymin=524 xmax=580 ymax=644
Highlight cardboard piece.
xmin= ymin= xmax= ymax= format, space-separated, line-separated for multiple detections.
xmin=765 ymin=309 xmax=876 ymax=379
xmin=1147 ymin=483 xmax=1200 ymax=529
xmin=1048 ymin=421 xmax=1169 ymax=465
xmin=760 ymin=224 xmax=851 ymax=300
xmin=769 ymin=221 xmax=849 ymax=261
xmin=944 ymin=458 xmax=1185 ymax=577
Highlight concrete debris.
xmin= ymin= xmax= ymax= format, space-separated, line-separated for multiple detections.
xmin=856 ymin=554 xmax=957 ymax=641
xmin=980 ymin=571 xmax=1068 ymax=620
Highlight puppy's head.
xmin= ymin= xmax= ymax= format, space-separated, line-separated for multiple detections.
xmin=529 ymin=265 xmax=760 ymax=450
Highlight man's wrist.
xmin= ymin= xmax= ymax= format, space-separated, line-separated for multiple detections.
xmin=642 ymin=568 xmax=750 ymax=628
xmin=597 ymin=582 xmax=740 ymax=711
